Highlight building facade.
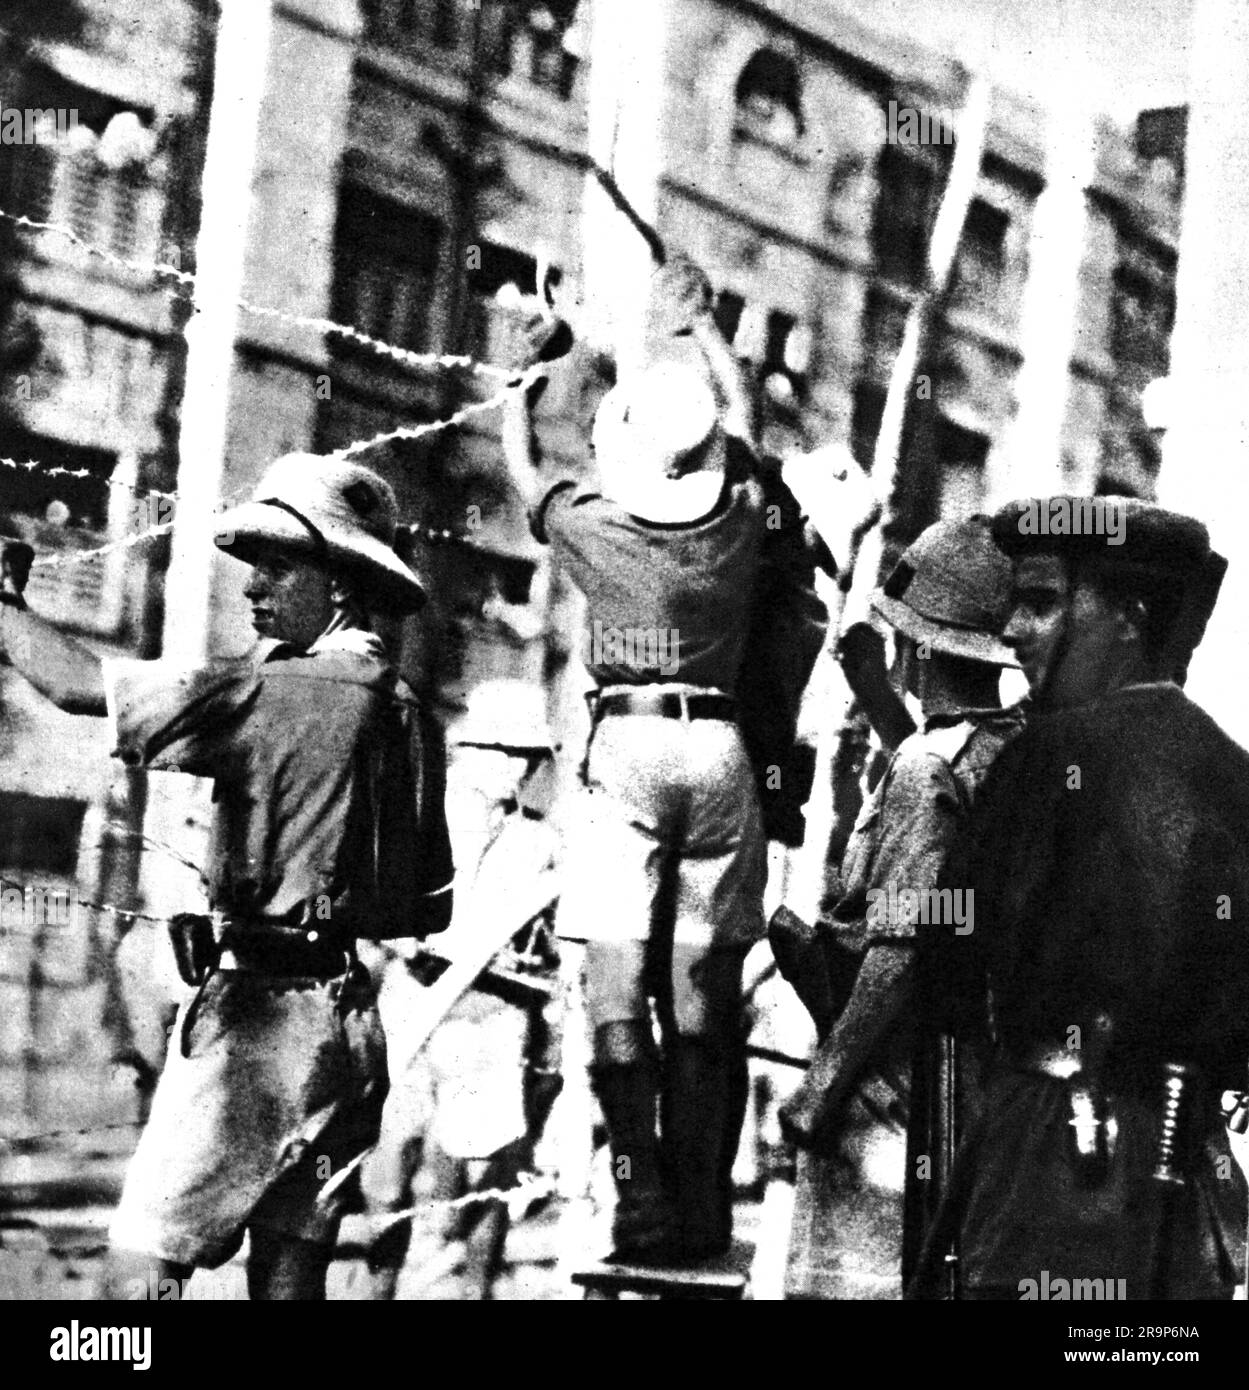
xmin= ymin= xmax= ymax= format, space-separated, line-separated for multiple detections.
xmin=0 ymin=0 xmax=1185 ymax=1229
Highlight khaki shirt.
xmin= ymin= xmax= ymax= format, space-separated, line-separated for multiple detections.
xmin=832 ymin=706 xmax=1025 ymax=954
xmin=104 ymin=629 xmax=453 ymax=936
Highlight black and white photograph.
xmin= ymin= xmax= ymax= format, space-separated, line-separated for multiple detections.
xmin=0 ymin=0 xmax=1246 ymax=1355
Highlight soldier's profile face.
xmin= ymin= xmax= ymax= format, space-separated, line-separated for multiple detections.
xmin=243 ymin=545 xmax=334 ymax=648
xmin=1004 ymin=554 xmax=1070 ymax=695
xmin=1006 ymin=553 xmax=1130 ymax=707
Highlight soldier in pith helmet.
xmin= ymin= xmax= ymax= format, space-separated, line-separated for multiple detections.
xmin=775 ymin=514 xmax=1024 ymax=1298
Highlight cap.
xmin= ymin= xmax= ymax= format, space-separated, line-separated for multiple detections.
xmin=990 ymin=495 xmax=1212 ymax=587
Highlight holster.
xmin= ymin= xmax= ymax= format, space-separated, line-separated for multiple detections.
xmin=168 ymin=912 xmax=221 ymax=987
xmin=1016 ymin=1013 xmax=1118 ymax=1188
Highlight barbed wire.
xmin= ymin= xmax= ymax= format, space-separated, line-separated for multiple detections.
xmin=0 ymin=1120 xmax=144 ymax=1153
xmin=0 ymin=206 xmax=517 ymax=383
xmin=26 ymin=521 xmax=176 ymax=571
xmin=0 ymin=456 xmax=177 ymax=506
xmin=0 ymin=875 xmax=183 ymax=929
xmin=365 ymin=1173 xmax=560 ymax=1231
xmin=0 ymin=1111 xmax=557 ymax=1230
xmin=12 ymin=369 xmax=536 ymax=569
xmin=331 ymin=366 xmax=542 ymax=461
xmin=0 ymin=206 xmax=553 ymax=570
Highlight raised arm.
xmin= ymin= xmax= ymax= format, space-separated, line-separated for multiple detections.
xmin=690 ymin=315 xmax=759 ymax=451
xmin=0 ymin=583 xmax=107 ymax=716
xmin=501 ymin=379 xmax=546 ymax=512
xmin=645 ymin=255 xmax=761 ymax=451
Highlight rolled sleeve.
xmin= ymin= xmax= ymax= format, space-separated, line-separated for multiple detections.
xmin=105 ymin=654 xmax=257 ymax=776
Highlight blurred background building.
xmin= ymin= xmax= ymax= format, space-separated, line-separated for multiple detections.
xmin=0 ymin=0 xmax=1208 ymax=1288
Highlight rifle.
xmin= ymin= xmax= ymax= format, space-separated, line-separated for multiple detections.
xmin=588 ymin=160 xmax=666 ymax=266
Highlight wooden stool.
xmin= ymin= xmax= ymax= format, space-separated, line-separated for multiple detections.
xmin=571 ymin=1240 xmax=753 ymax=1301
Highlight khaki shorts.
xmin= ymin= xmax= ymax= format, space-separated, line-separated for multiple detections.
xmin=109 ymin=964 xmax=386 ymax=1269
xmin=556 ymin=710 xmax=766 ymax=951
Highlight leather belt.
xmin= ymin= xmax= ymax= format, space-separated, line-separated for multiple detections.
xmin=594 ymin=689 xmax=737 ymax=722
xmin=218 ymin=923 xmax=350 ymax=978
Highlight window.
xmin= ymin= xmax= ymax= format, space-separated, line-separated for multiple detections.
xmin=464 ymin=240 xmax=562 ymax=366
xmin=330 ymin=185 xmax=443 ymax=356
xmin=858 ymin=284 xmax=908 ymax=384
xmin=850 ymin=381 xmax=886 ymax=471
xmin=715 ymin=294 xmax=812 ymax=404
xmin=712 ymin=290 xmax=745 ymax=344
xmin=933 ymin=417 xmax=990 ymax=516
xmin=872 ymin=145 xmax=939 ymax=288
xmin=0 ymin=426 xmax=115 ymax=532
xmin=0 ymin=424 xmax=127 ymax=633
xmin=734 ymin=48 xmax=804 ymax=147
xmin=489 ymin=2 xmax=582 ymax=101
xmin=1135 ymin=106 xmax=1186 ymax=195
xmin=1111 ymin=264 xmax=1172 ymax=376
xmin=760 ymin=309 xmax=810 ymax=400
xmin=0 ymin=69 xmax=156 ymax=260
xmin=955 ymin=198 xmax=1010 ymax=303
xmin=0 ymin=794 xmax=86 ymax=878
xmin=361 ymin=0 xmax=459 ymax=51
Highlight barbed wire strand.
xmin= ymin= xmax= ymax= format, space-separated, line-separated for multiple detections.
xmin=0 ymin=1120 xmax=144 ymax=1151
xmin=0 ymin=875 xmax=182 ymax=928
xmin=17 ymin=370 xmax=536 ymax=571
xmin=0 ymin=206 xmax=516 ymax=383
xmin=0 ymin=456 xmax=177 ymax=505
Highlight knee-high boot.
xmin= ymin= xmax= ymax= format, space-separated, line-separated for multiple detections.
xmin=661 ymin=1037 xmax=740 ymax=1260
xmin=590 ymin=1021 xmax=679 ymax=1262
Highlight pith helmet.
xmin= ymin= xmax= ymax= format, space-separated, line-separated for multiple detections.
xmin=592 ymin=360 xmax=726 ymax=524
xmin=214 ymin=453 xmax=427 ymax=613
xmin=446 ymin=678 xmax=554 ymax=754
xmin=872 ymin=514 xmax=1019 ymax=667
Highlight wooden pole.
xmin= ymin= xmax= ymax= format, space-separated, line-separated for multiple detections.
xmin=1156 ymin=0 xmax=1249 ymax=747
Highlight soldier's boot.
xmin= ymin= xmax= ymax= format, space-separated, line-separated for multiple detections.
xmin=715 ymin=1043 xmax=750 ymax=1247
xmin=661 ymin=1037 xmax=738 ymax=1261
xmin=590 ymin=1021 xmax=680 ymax=1264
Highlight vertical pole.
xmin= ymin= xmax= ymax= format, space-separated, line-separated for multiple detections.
xmin=582 ymin=0 xmax=669 ymax=372
xmin=989 ymin=107 xmax=1097 ymax=505
xmin=1156 ymin=0 xmax=1249 ymax=745
xmin=839 ymin=74 xmax=991 ymax=639
xmin=162 ymin=0 xmax=273 ymax=663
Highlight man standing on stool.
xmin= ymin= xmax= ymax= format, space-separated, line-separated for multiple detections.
xmin=502 ymin=335 xmax=767 ymax=1264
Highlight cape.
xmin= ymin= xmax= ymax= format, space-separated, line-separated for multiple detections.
xmin=919 ymin=681 xmax=1249 ymax=1297
xmin=939 ymin=681 xmax=1249 ymax=1085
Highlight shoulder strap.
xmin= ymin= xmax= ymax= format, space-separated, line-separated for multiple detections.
xmin=919 ymin=720 xmax=978 ymax=768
